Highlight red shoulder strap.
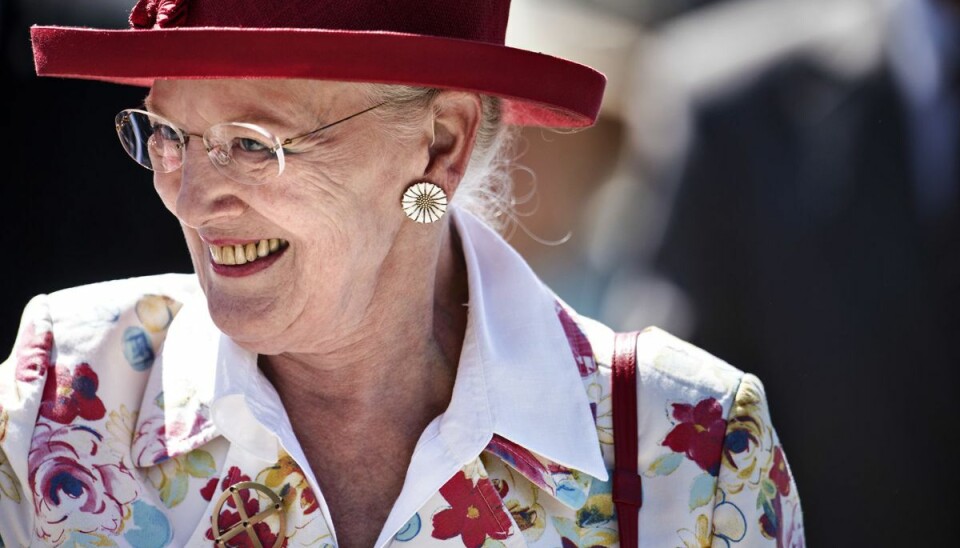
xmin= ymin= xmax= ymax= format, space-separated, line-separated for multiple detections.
xmin=612 ymin=331 xmax=643 ymax=547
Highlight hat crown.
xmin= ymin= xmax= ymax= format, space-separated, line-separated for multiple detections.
xmin=131 ymin=0 xmax=513 ymax=44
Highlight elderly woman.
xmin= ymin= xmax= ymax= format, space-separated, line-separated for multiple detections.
xmin=0 ymin=0 xmax=803 ymax=547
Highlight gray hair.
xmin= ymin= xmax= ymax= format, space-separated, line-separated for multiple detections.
xmin=362 ymin=84 xmax=519 ymax=232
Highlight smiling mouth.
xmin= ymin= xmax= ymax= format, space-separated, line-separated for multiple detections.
xmin=209 ymin=239 xmax=288 ymax=266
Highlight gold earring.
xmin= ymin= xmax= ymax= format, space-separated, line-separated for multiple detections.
xmin=401 ymin=181 xmax=447 ymax=223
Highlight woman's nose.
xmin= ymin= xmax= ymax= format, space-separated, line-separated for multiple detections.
xmin=168 ymin=140 xmax=247 ymax=228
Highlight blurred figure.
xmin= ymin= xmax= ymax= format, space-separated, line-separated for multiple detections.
xmin=617 ymin=0 xmax=957 ymax=544
xmin=503 ymin=0 xmax=722 ymax=328
xmin=504 ymin=0 xmax=643 ymax=318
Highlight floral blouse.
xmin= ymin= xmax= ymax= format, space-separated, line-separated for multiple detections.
xmin=0 ymin=209 xmax=804 ymax=547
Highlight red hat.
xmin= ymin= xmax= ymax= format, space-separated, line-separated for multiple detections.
xmin=30 ymin=0 xmax=606 ymax=128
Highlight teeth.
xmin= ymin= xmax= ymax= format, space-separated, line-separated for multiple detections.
xmin=209 ymin=239 xmax=287 ymax=266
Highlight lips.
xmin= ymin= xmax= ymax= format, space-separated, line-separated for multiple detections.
xmin=208 ymin=239 xmax=287 ymax=266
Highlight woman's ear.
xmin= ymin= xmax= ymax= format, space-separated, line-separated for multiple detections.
xmin=423 ymin=91 xmax=482 ymax=200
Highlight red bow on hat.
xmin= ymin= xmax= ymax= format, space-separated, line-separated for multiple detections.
xmin=130 ymin=0 xmax=189 ymax=29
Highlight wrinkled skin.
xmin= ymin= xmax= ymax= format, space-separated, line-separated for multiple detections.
xmin=146 ymin=78 xmax=481 ymax=546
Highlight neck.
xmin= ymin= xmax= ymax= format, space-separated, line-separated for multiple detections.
xmin=259 ymin=219 xmax=468 ymax=428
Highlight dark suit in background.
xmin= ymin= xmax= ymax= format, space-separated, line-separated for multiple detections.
xmin=654 ymin=2 xmax=959 ymax=544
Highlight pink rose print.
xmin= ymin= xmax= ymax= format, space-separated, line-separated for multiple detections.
xmin=130 ymin=0 xmax=189 ymax=29
xmin=39 ymin=362 xmax=106 ymax=425
xmin=662 ymin=398 xmax=727 ymax=476
xmin=132 ymin=415 xmax=169 ymax=465
xmin=432 ymin=471 xmax=512 ymax=547
xmin=14 ymin=324 xmax=53 ymax=383
xmin=168 ymin=412 xmax=210 ymax=442
xmin=28 ymin=422 xmax=139 ymax=544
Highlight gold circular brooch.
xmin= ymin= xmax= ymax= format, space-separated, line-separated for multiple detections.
xmin=210 ymin=481 xmax=286 ymax=548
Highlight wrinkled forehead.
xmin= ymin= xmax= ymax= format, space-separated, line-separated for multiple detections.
xmin=145 ymin=78 xmax=363 ymax=129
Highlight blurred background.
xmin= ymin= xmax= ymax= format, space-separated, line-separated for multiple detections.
xmin=3 ymin=0 xmax=957 ymax=545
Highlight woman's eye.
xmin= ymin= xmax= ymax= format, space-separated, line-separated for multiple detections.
xmin=237 ymin=138 xmax=271 ymax=153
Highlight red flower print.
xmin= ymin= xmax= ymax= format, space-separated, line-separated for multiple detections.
xmin=769 ymin=446 xmax=792 ymax=497
xmin=206 ymin=467 xmax=284 ymax=547
xmin=256 ymin=453 xmax=320 ymax=517
xmin=432 ymin=471 xmax=512 ymax=547
xmin=39 ymin=363 xmax=106 ymax=425
xmin=200 ymin=477 xmax=219 ymax=501
xmin=300 ymin=484 xmax=320 ymax=515
xmin=758 ymin=447 xmax=801 ymax=546
xmin=219 ymin=466 xmax=251 ymax=506
xmin=129 ymin=0 xmax=189 ymax=29
xmin=662 ymin=398 xmax=726 ymax=476
xmin=491 ymin=478 xmax=509 ymax=499
xmin=14 ymin=324 xmax=53 ymax=383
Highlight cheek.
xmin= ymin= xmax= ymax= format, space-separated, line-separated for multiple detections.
xmin=153 ymin=173 xmax=180 ymax=215
xmin=280 ymin=174 xmax=398 ymax=273
xmin=182 ymin=233 xmax=206 ymax=263
xmin=280 ymin=164 xmax=387 ymax=237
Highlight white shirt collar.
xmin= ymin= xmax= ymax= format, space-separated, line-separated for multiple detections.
xmin=135 ymin=205 xmax=607 ymax=541
xmin=141 ymin=292 xmax=284 ymax=464
xmin=443 ymin=206 xmax=606 ymax=479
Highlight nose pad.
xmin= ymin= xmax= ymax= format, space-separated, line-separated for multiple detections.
xmin=208 ymin=145 xmax=231 ymax=167
xmin=172 ymin=141 xmax=246 ymax=228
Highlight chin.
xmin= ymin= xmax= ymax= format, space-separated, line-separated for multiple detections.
xmin=209 ymin=311 xmax=289 ymax=355
xmin=203 ymin=291 xmax=291 ymax=351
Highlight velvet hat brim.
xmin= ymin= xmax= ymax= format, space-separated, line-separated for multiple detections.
xmin=31 ymin=26 xmax=606 ymax=128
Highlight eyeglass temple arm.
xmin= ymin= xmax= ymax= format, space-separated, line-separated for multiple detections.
xmin=279 ymin=102 xmax=389 ymax=148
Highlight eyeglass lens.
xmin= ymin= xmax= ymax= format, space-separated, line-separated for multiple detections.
xmin=115 ymin=110 xmax=283 ymax=185
xmin=116 ymin=111 xmax=183 ymax=173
